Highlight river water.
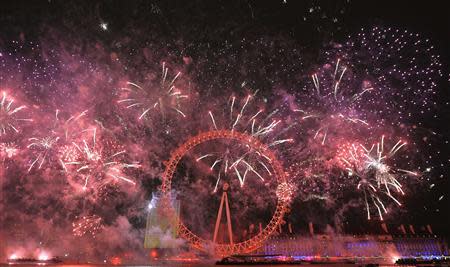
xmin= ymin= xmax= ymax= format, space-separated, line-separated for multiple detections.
xmin=0 ymin=263 xmax=398 ymax=267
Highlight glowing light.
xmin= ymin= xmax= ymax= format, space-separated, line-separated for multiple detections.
xmin=391 ymin=256 xmax=400 ymax=264
xmin=38 ymin=252 xmax=49 ymax=261
xmin=150 ymin=249 xmax=158 ymax=259
xmin=99 ymin=22 xmax=108 ymax=30
xmin=147 ymin=198 xmax=157 ymax=210
xmin=111 ymin=256 xmax=122 ymax=265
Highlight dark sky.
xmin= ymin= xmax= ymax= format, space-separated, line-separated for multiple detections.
xmin=1 ymin=1 xmax=449 ymax=45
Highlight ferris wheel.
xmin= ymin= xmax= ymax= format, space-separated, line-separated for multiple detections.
xmin=161 ymin=129 xmax=292 ymax=256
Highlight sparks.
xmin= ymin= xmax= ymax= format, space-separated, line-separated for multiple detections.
xmin=118 ymin=63 xmax=187 ymax=121
xmin=338 ymin=136 xmax=415 ymax=220
xmin=27 ymin=110 xmax=89 ymax=171
xmin=0 ymin=91 xmax=32 ymax=136
xmin=60 ymin=129 xmax=139 ymax=193
xmin=196 ymin=94 xmax=291 ymax=192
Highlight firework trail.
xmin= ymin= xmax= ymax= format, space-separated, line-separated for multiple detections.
xmin=337 ymin=135 xmax=418 ymax=220
xmin=72 ymin=214 xmax=103 ymax=238
xmin=287 ymin=60 xmax=376 ymax=203
xmin=197 ymin=93 xmax=293 ymax=192
xmin=27 ymin=136 xmax=59 ymax=171
xmin=60 ymin=128 xmax=140 ymax=193
xmin=27 ymin=110 xmax=89 ymax=171
xmin=295 ymin=59 xmax=374 ymax=145
xmin=118 ymin=62 xmax=188 ymax=121
xmin=289 ymin=27 xmax=442 ymax=218
xmin=0 ymin=91 xmax=32 ymax=137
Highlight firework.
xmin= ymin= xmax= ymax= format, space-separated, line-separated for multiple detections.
xmin=58 ymin=144 xmax=81 ymax=163
xmin=60 ymin=129 xmax=139 ymax=192
xmin=295 ymin=59 xmax=373 ymax=145
xmin=337 ymin=136 xmax=418 ymax=220
xmin=27 ymin=136 xmax=60 ymax=171
xmin=118 ymin=62 xmax=188 ymax=120
xmin=287 ymin=155 xmax=338 ymax=203
xmin=27 ymin=110 xmax=89 ymax=171
xmin=72 ymin=214 xmax=103 ymax=237
xmin=0 ymin=91 xmax=32 ymax=136
xmin=197 ymin=94 xmax=292 ymax=192
xmin=276 ymin=181 xmax=296 ymax=203
xmin=0 ymin=142 xmax=18 ymax=159
xmin=326 ymin=26 xmax=442 ymax=119
xmin=54 ymin=109 xmax=90 ymax=141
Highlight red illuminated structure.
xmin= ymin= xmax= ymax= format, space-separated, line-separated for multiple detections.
xmin=161 ymin=130 xmax=290 ymax=256
xmin=213 ymin=183 xmax=234 ymax=245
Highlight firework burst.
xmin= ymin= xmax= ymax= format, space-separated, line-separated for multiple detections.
xmin=295 ymin=59 xmax=374 ymax=145
xmin=276 ymin=181 xmax=296 ymax=203
xmin=0 ymin=91 xmax=32 ymax=136
xmin=197 ymin=93 xmax=293 ymax=192
xmin=60 ymin=129 xmax=139 ymax=193
xmin=118 ymin=62 xmax=188 ymax=121
xmin=27 ymin=110 xmax=89 ymax=171
xmin=72 ymin=214 xmax=103 ymax=238
xmin=337 ymin=135 xmax=418 ymax=220
xmin=27 ymin=136 xmax=60 ymax=171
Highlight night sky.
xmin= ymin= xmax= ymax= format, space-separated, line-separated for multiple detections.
xmin=0 ymin=0 xmax=449 ymax=260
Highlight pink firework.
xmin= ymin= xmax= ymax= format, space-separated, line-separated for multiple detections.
xmin=27 ymin=110 xmax=89 ymax=171
xmin=0 ymin=91 xmax=32 ymax=136
xmin=295 ymin=59 xmax=373 ymax=145
xmin=337 ymin=135 xmax=418 ymax=220
xmin=72 ymin=214 xmax=103 ymax=238
xmin=118 ymin=62 xmax=188 ymax=120
xmin=0 ymin=142 xmax=18 ymax=159
xmin=197 ymin=93 xmax=293 ymax=192
xmin=60 ymin=129 xmax=139 ymax=193
xmin=276 ymin=181 xmax=296 ymax=203
xmin=326 ymin=26 xmax=442 ymax=119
